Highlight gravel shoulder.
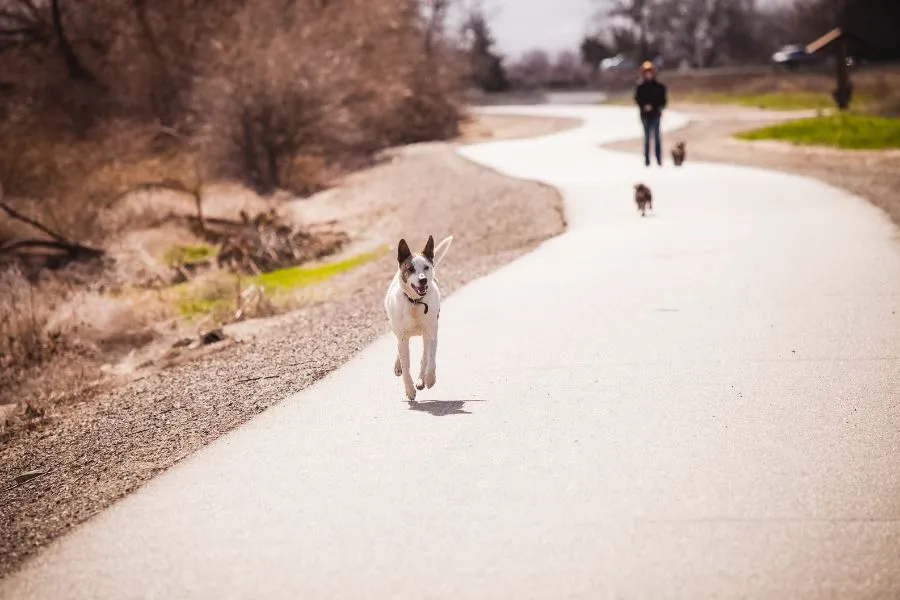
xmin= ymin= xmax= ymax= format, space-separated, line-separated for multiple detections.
xmin=603 ymin=103 xmax=900 ymax=227
xmin=0 ymin=114 xmax=575 ymax=579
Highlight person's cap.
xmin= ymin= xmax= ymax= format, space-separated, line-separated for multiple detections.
xmin=641 ymin=61 xmax=655 ymax=72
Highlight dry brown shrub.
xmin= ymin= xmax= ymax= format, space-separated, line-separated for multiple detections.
xmin=190 ymin=0 xmax=464 ymax=196
xmin=0 ymin=259 xmax=168 ymax=408
xmin=1 ymin=0 xmax=465 ymax=221
xmin=0 ymin=265 xmax=77 ymax=399
xmin=0 ymin=118 xmax=196 ymax=249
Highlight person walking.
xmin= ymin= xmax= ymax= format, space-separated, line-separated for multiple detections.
xmin=634 ymin=61 xmax=667 ymax=167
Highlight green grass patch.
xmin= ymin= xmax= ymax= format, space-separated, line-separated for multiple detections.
xmin=735 ymin=113 xmax=900 ymax=150
xmin=602 ymin=91 xmax=861 ymax=111
xmin=163 ymin=243 xmax=216 ymax=266
xmin=603 ymin=91 xmax=860 ymax=111
xmin=176 ymin=295 xmax=230 ymax=317
xmin=170 ymin=245 xmax=388 ymax=318
xmin=681 ymin=92 xmax=844 ymax=111
xmin=251 ymin=246 xmax=386 ymax=293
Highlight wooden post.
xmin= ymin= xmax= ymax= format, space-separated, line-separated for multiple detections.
xmin=833 ymin=36 xmax=853 ymax=111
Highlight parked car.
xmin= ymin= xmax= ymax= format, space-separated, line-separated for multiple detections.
xmin=771 ymin=44 xmax=821 ymax=69
xmin=600 ymin=54 xmax=636 ymax=72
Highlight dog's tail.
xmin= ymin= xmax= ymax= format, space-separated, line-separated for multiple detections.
xmin=433 ymin=236 xmax=453 ymax=266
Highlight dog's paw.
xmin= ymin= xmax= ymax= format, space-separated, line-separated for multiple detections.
xmin=394 ymin=357 xmax=402 ymax=377
xmin=405 ymin=386 xmax=417 ymax=401
xmin=416 ymin=377 xmax=425 ymax=391
xmin=424 ymin=370 xmax=436 ymax=389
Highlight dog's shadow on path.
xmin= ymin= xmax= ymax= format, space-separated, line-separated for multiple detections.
xmin=407 ymin=399 xmax=485 ymax=417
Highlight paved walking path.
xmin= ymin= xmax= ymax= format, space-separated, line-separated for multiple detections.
xmin=3 ymin=105 xmax=899 ymax=600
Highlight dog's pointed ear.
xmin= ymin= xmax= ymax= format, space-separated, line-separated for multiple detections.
xmin=422 ymin=235 xmax=435 ymax=262
xmin=397 ymin=239 xmax=412 ymax=265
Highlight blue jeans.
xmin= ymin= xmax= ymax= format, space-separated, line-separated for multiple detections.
xmin=641 ymin=114 xmax=662 ymax=165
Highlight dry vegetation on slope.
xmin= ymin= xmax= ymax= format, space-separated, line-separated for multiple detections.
xmin=0 ymin=0 xmax=465 ymax=407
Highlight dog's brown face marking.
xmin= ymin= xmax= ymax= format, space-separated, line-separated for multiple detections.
xmin=398 ymin=238 xmax=416 ymax=285
xmin=399 ymin=256 xmax=414 ymax=283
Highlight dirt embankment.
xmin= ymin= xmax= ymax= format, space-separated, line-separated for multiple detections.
xmin=604 ymin=103 xmax=900 ymax=227
xmin=0 ymin=113 xmax=577 ymax=579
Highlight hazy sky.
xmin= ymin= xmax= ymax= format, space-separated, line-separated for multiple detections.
xmin=483 ymin=0 xmax=788 ymax=59
xmin=488 ymin=0 xmax=595 ymax=58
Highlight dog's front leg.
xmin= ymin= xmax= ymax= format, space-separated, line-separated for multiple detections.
xmin=421 ymin=330 xmax=437 ymax=389
xmin=398 ymin=336 xmax=416 ymax=401
xmin=416 ymin=340 xmax=428 ymax=391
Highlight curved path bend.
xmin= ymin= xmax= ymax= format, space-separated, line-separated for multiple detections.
xmin=3 ymin=106 xmax=900 ymax=600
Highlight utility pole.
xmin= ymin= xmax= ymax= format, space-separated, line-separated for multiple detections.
xmin=833 ymin=36 xmax=853 ymax=111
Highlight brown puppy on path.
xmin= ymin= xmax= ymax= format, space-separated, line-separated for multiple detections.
xmin=634 ymin=183 xmax=652 ymax=217
xmin=672 ymin=142 xmax=686 ymax=166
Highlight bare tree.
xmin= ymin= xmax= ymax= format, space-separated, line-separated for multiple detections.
xmin=588 ymin=0 xmax=792 ymax=68
xmin=49 ymin=0 xmax=93 ymax=81
xmin=506 ymin=49 xmax=551 ymax=89
xmin=421 ymin=0 xmax=451 ymax=56
xmin=507 ymin=49 xmax=588 ymax=90
xmin=580 ymin=35 xmax=613 ymax=76
xmin=459 ymin=3 xmax=508 ymax=92
xmin=549 ymin=50 xmax=587 ymax=88
xmin=601 ymin=0 xmax=656 ymax=60
xmin=1 ymin=0 xmax=466 ymax=215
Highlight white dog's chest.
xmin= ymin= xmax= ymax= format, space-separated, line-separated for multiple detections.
xmin=385 ymin=280 xmax=440 ymax=337
xmin=397 ymin=305 xmax=429 ymax=334
xmin=393 ymin=295 xmax=437 ymax=333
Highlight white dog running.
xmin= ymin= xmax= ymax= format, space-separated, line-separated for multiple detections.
xmin=384 ymin=235 xmax=453 ymax=401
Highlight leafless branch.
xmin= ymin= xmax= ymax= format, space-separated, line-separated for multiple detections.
xmin=0 ymin=198 xmax=67 ymax=243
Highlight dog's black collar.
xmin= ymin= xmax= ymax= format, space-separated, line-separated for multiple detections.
xmin=404 ymin=293 xmax=429 ymax=314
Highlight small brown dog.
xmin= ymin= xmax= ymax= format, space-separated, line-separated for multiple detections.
xmin=672 ymin=142 xmax=686 ymax=166
xmin=634 ymin=183 xmax=652 ymax=217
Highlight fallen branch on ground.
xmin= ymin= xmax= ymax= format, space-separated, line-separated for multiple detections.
xmin=0 ymin=183 xmax=106 ymax=266
xmin=0 ymin=238 xmax=105 ymax=258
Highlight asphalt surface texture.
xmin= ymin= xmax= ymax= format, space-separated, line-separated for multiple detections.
xmin=2 ymin=105 xmax=899 ymax=600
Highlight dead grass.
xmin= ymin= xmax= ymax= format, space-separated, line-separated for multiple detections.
xmin=0 ymin=266 xmax=105 ymax=409
xmin=0 ymin=215 xmax=362 ymax=410
xmin=0 ymin=267 xmax=63 ymax=390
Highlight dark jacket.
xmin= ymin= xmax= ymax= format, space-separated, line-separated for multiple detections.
xmin=634 ymin=79 xmax=667 ymax=119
